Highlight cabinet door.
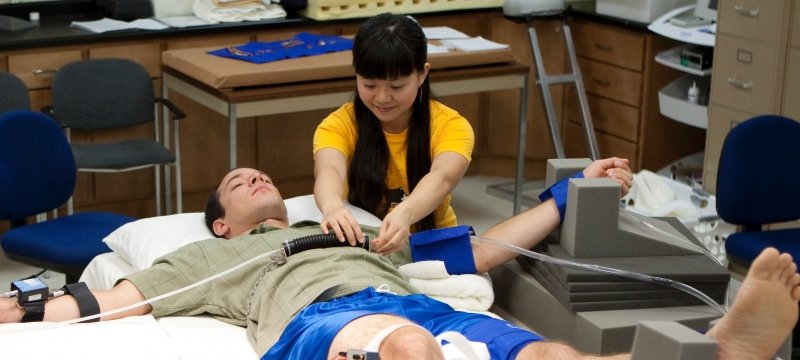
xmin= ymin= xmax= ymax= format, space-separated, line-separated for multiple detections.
xmin=89 ymin=42 xmax=161 ymax=77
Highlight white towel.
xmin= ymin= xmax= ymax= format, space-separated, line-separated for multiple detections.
xmin=621 ymin=170 xmax=700 ymax=221
xmin=398 ymin=261 xmax=494 ymax=312
xmin=193 ymin=0 xmax=286 ymax=23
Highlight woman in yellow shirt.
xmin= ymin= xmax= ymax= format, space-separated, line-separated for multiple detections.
xmin=313 ymin=13 xmax=475 ymax=255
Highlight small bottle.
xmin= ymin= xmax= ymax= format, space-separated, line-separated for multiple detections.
xmin=29 ymin=12 xmax=40 ymax=26
xmin=687 ymin=81 xmax=699 ymax=104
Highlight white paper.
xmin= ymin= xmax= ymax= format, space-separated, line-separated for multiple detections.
xmin=441 ymin=36 xmax=509 ymax=52
xmin=423 ymin=26 xmax=470 ymax=40
xmin=129 ymin=18 xmax=169 ymax=30
xmin=427 ymin=43 xmax=452 ymax=55
xmin=70 ymin=18 xmax=134 ymax=33
xmin=155 ymin=16 xmax=211 ymax=28
xmin=70 ymin=17 xmax=169 ymax=33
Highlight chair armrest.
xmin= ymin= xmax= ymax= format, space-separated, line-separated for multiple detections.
xmin=155 ymin=98 xmax=186 ymax=120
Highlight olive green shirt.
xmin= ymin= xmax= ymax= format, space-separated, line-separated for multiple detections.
xmin=123 ymin=222 xmax=417 ymax=355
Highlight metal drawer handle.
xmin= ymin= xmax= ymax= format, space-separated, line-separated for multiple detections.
xmin=33 ymin=69 xmax=57 ymax=76
xmin=734 ymin=5 xmax=760 ymax=17
xmin=592 ymin=78 xmax=610 ymax=87
xmin=727 ymin=77 xmax=753 ymax=90
xmin=593 ymin=43 xmax=612 ymax=52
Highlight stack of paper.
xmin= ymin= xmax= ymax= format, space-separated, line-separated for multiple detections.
xmin=422 ymin=26 xmax=509 ymax=53
xmin=70 ymin=18 xmax=168 ymax=33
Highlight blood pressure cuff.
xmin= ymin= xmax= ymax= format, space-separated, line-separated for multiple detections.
xmin=63 ymin=282 xmax=100 ymax=323
xmin=538 ymin=172 xmax=584 ymax=223
xmin=409 ymin=225 xmax=476 ymax=275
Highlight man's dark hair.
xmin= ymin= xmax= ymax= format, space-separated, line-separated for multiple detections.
xmin=204 ymin=190 xmax=225 ymax=237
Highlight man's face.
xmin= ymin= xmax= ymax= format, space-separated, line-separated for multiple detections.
xmin=217 ymin=168 xmax=287 ymax=233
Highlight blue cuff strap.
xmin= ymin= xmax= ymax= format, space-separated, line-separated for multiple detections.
xmin=409 ymin=225 xmax=477 ymax=275
xmin=538 ymin=172 xmax=584 ymax=223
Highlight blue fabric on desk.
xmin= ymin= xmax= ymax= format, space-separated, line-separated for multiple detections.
xmin=208 ymin=32 xmax=353 ymax=64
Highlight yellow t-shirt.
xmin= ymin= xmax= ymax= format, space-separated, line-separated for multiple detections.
xmin=313 ymin=100 xmax=474 ymax=228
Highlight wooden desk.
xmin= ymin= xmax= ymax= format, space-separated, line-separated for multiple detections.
xmin=162 ymin=61 xmax=532 ymax=212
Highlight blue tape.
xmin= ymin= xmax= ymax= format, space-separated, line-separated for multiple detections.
xmin=538 ymin=172 xmax=584 ymax=223
xmin=409 ymin=225 xmax=477 ymax=275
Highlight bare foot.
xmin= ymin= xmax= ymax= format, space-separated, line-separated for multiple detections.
xmin=707 ymin=247 xmax=800 ymax=360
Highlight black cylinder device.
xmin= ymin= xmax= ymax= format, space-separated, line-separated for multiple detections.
xmin=282 ymin=233 xmax=370 ymax=257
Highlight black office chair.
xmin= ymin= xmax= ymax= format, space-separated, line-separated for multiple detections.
xmin=0 ymin=110 xmax=136 ymax=284
xmin=46 ymin=58 xmax=186 ymax=215
xmin=0 ymin=71 xmax=30 ymax=113
xmin=716 ymin=114 xmax=800 ymax=272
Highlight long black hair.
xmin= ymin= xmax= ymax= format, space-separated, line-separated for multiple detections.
xmin=349 ymin=13 xmax=436 ymax=231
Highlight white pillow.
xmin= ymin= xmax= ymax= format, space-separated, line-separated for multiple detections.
xmin=103 ymin=212 xmax=215 ymax=272
xmin=103 ymin=195 xmax=381 ymax=271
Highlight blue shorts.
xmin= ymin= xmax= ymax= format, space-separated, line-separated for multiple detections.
xmin=263 ymin=287 xmax=543 ymax=360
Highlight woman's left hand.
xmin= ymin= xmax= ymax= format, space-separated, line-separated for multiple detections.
xmin=372 ymin=208 xmax=413 ymax=255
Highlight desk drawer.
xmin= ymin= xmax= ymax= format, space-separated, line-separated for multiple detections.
xmin=89 ymin=43 xmax=161 ymax=78
xmin=711 ymin=34 xmax=780 ymax=114
xmin=578 ymin=58 xmax=642 ymax=107
xmin=8 ymin=50 xmax=82 ymax=90
xmin=782 ymin=48 xmax=800 ymax=119
xmin=793 ymin=3 xmax=800 ymax=48
xmin=570 ymin=19 xmax=645 ymax=72
xmin=704 ymin=104 xmax=753 ymax=193
xmin=564 ymin=90 xmax=639 ymax=142
xmin=564 ymin=120 xmax=637 ymax=163
xmin=717 ymin=0 xmax=790 ymax=46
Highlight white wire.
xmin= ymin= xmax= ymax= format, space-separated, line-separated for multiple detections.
xmin=61 ymin=248 xmax=285 ymax=324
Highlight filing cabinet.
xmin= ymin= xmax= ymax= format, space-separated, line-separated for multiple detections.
xmin=703 ymin=0 xmax=795 ymax=193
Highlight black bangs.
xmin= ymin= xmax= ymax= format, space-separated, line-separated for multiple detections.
xmin=352 ymin=13 xmax=427 ymax=79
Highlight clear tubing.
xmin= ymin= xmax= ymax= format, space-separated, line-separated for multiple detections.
xmin=470 ymin=235 xmax=728 ymax=315
xmin=618 ymin=207 xmax=724 ymax=267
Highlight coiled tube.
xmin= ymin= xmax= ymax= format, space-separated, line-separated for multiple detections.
xmin=282 ymin=233 xmax=370 ymax=256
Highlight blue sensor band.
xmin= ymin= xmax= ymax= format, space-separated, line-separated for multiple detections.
xmin=538 ymin=172 xmax=584 ymax=223
xmin=409 ymin=225 xmax=477 ymax=275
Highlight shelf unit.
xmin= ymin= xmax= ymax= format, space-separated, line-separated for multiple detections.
xmin=649 ymin=5 xmax=714 ymax=130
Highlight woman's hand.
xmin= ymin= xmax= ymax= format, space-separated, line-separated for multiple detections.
xmin=582 ymin=157 xmax=633 ymax=196
xmin=320 ymin=206 xmax=365 ymax=246
xmin=372 ymin=207 xmax=413 ymax=255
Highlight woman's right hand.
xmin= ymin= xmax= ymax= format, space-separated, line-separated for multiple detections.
xmin=320 ymin=206 xmax=365 ymax=246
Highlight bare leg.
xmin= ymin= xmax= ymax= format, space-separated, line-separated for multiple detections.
xmin=328 ymin=313 xmax=444 ymax=360
xmin=706 ymin=247 xmax=800 ymax=360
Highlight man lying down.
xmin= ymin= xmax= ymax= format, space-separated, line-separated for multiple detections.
xmin=2 ymin=162 xmax=799 ymax=360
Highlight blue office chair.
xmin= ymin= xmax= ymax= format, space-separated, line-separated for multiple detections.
xmin=716 ymin=114 xmax=800 ymax=270
xmin=0 ymin=110 xmax=135 ymax=284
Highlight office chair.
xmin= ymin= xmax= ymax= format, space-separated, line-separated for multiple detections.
xmin=0 ymin=71 xmax=30 ymax=113
xmin=716 ymin=114 xmax=800 ymax=272
xmin=46 ymin=58 xmax=186 ymax=215
xmin=0 ymin=110 xmax=136 ymax=284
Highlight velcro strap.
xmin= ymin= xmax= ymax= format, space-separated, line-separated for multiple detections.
xmin=63 ymin=282 xmax=100 ymax=323
xmin=538 ymin=172 xmax=584 ymax=223
xmin=409 ymin=225 xmax=477 ymax=275
xmin=20 ymin=301 xmax=45 ymax=322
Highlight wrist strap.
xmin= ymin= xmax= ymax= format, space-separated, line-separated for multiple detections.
xmin=538 ymin=172 xmax=584 ymax=223
xmin=62 ymin=282 xmax=100 ymax=323
xmin=20 ymin=301 xmax=45 ymax=322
